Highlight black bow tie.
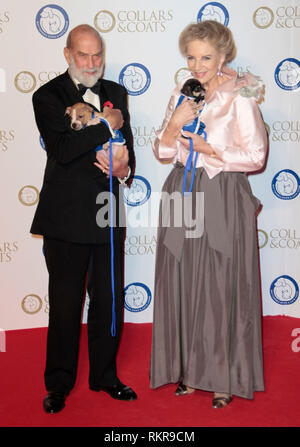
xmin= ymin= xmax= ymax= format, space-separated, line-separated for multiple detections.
xmin=78 ymin=80 xmax=101 ymax=95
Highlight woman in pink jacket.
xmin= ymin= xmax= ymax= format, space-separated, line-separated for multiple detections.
xmin=150 ymin=20 xmax=268 ymax=408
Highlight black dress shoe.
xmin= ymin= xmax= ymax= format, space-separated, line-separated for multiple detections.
xmin=91 ymin=383 xmax=137 ymax=401
xmin=43 ymin=392 xmax=67 ymax=413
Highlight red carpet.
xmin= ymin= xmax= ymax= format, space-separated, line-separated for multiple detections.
xmin=0 ymin=316 xmax=299 ymax=428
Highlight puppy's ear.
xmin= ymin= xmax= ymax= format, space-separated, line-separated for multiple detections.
xmin=83 ymin=105 xmax=93 ymax=113
xmin=65 ymin=106 xmax=72 ymax=116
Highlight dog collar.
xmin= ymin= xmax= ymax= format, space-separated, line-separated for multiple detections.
xmin=80 ymin=110 xmax=95 ymax=129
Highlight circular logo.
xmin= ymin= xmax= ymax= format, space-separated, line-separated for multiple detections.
xmin=253 ymin=7 xmax=274 ymax=28
xmin=14 ymin=71 xmax=36 ymax=93
xmin=174 ymin=68 xmax=192 ymax=86
xmin=36 ymin=4 xmax=69 ymax=39
xmin=270 ymin=275 xmax=299 ymax=305
xmin=18 ymin=185 xmax=39 ymax=206
xmin=274 ymin=58 xmax=300 ymax=91
xmin=123 ymin=175 xmax=151 ymax=206
xmin=94 ymin=10 xmax=116 ymax=33
xmin=258 ymin=229 xmax=268 ymax=249
xmin=271 ymin=169 xmax=300 ymax=200
xmin=119 ymin=63 xmax=151 ymax=96
xmin=124 ymin=283 xmax=152 ymax=312
xmin=197 ymin=2 xmax=229 ymax=26
xmin=21 ymin=294 xmax=43 ymax=314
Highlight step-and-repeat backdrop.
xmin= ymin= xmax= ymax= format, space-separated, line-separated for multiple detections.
xmin=1 ymin=0 xmax=300 ymax=330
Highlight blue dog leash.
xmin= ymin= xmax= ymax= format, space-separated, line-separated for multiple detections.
xmin=108 ymin=137 xmax=116 ymax=337
xmin=93 ymin=114 xmax=125 ymax=337
xmin=182 ymin=123 xmax=207 ymax=196
xmin=176 ymin=95 xmax=207 ymax=196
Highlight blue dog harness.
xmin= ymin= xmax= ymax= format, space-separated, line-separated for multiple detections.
xmin=90 ymin=110 xmax=126 ymax=151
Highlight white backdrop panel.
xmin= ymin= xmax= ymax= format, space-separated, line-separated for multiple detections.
xmin=1 ymin=0 xmax=300 ymax=330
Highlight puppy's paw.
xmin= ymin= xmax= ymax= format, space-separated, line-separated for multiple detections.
xmin=113 ymin=145 xmax=125 ymax=159
xmin=87 ymin=117 xmax=101 ymax=126
xmin=102 ymin=145 xmax=124 ymax=159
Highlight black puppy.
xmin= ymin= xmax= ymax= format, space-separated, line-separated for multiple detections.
xmin=176 ymin=78 xmax=206 ymax=139
xmin=180 ymin=78 xmax=205 ymax=103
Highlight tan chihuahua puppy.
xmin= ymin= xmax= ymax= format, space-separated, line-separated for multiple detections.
xmin=65 ymin=102 xmax=125 ymax=159
xmin=65 ymin=102 xmax=103 ymax=130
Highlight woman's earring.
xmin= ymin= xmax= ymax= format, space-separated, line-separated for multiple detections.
xmin=217 ymin=66 xmax=223 ymax=76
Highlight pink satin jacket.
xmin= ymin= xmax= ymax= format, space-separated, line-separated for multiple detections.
xmin=153 ymin=67 xmax=268 ymax=179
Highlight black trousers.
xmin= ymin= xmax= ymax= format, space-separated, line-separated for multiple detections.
xmin=43 ymin=237 xmax=125 ymax=393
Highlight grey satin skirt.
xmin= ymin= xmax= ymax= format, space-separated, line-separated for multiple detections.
xmin=150 ymin=163 xmax=265 ymax=399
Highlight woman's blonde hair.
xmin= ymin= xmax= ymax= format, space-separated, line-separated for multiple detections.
xmin=179 ymin=20 xmax=237 ymax=64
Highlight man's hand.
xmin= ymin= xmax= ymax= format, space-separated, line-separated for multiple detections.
xmin=102 ymin=107 xmax=124 ymax=130
xmin=94 ymin=145 xmax=129 ymax=178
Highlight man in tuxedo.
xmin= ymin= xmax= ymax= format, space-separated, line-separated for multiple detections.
xmin=31 ymin=24 xmax=136 ymax=413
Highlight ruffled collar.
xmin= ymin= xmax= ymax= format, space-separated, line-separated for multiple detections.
xmin=213 ymin=66 xmax=265 ymax=104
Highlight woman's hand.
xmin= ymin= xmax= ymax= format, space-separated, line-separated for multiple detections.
xmin=161 ymin=98 xmax=203 ymax=147
xmin=178 ymin=131 xmax=220 ymax=159
xmin=169 ymin=97 xmax=202 ymax=131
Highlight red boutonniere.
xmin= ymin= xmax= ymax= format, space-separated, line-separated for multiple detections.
xmin=103 ymin=101 xmax=113 ymax=109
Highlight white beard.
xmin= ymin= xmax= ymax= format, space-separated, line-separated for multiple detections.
xmin=68 ymin=55 xmax=103 ymax=87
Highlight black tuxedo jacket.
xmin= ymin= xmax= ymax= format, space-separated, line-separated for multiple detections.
xmin=31 ymin=71 xmax=134 ymax=244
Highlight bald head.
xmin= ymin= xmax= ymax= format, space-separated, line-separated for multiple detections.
xmin=66 ymin=24 xmax=103 ymax=52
